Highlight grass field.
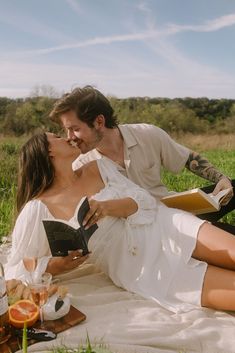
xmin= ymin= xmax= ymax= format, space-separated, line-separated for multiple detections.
xmin=0 ymin=135 xmax=234 ymax=241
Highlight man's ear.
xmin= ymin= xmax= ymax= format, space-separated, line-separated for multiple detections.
xmin=94 ymin=114 xmax=105 ymax=128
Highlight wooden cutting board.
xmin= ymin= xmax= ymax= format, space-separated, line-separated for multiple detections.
xmin=0 ymin=306 xmax=86 ymax=353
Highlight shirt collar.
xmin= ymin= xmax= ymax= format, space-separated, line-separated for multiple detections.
xmin=118 ymin=125 xmax=137 ymax=149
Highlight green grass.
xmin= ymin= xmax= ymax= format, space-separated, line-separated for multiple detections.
xmin=0 ymin=136 xmax=27 ymax=239
xmin=0 ymin=138 xmax=234 ymax=241
xmin=162 ymin=150 xmax=235 ymax=225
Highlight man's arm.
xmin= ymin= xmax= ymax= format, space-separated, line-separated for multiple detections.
xmin=185 ymin=151 xmax=233 ymax=204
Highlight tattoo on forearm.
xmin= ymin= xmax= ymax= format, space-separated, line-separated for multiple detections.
xmin=185 ymin=151 xmax=225 ymax=183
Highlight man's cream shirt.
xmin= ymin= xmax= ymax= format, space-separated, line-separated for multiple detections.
xmin=72 ymin=124 xmax=190 ymax=200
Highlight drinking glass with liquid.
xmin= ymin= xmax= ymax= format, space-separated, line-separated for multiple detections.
xmin=29 ymin=272 xmax=52 ymax=325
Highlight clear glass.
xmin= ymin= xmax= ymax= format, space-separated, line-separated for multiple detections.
xmin=23 ymin=257 xmax=38 ymax=283
xmin=29 ymin=272 xmax=52 ymax=325
xmin=0 ymin=263 xmax=11 ymax=344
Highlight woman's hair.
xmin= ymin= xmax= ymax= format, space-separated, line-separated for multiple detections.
xmin=17 ymin=132 xmax=55 ymax=213
xmin=49 ymin=85 xmax=119 ymax=128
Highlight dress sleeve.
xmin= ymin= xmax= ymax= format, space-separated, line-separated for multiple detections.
xmin=4 ymin=200 xmax=51 ymax=281
xmin=96 ymin=157 xmax=157 ymax=225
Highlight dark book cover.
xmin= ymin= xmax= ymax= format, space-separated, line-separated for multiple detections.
xmin=43 ymin=197 xmax=98 ymax=257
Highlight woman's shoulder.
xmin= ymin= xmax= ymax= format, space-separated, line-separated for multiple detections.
xmin=12 ymin=199 xmax=46 ymax=230
xmin=18 ymin=199 xmax=47 ymax=218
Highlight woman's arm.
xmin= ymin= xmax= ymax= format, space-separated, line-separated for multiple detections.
xmin=5 ymin=201 xmax=51 ymax=280
xmin=82 ymin=158 xmax=157 ymax=229
xmin=83 ymin=198 xmax=138 ymax=228
xmin=5 ymin=200 xmax=87 ymax=279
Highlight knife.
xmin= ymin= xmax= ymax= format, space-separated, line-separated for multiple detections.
xmin=15 ymin=327 xmax=57 ymax=341
xmin=55 ymin=296 xmax=64 ymax=312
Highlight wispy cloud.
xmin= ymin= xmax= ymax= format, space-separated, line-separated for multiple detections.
xmin=4 ymin=12 xmax=235 ymax=58
xmin=1 ymin=46 xmax=234 ymax=99
xmin=1 ymin=2 xmax=235 ymax=99
xmin=136 ymin=1 xmax=156 ymax=30
xmin=168 ymin=13 xmax=235 ymax=34
xmin=8 ymin=31 xmax=163 ymax=56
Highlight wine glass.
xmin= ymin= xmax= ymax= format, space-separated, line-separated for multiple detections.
xmin=29 ymin=272 xmax=52 ymax=325
xmin=23 ymin=257 xmax=38 ymax=283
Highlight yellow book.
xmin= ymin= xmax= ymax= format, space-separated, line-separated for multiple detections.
xmin=161 ymin=188 xmax=231 ymax=215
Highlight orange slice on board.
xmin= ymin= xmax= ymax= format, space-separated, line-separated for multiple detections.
xmin=9 ymin=299 xmax=39 ymax=328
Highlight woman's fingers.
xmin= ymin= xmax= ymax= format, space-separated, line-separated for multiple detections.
xmin=69 ymin=249 xmax=83 ymax=260
xmin=48 ymin=251 xmax=90 ymax=274
xmin=82 ymin=200 xmax=97 ymax=226
xmin=83 ymin=199 xmax=107 ymax=228
xmin=68 ymin=254 xmax=89 ymax=268
xmin=83 ymin=200 xmax=100 ymax=227
xmin=66 ymin=250 xmax=89 ymax=269
xmin=84 ymin=210 xmax=100 ymax=229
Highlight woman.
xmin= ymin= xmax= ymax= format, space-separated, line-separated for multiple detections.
xmin=5 ymin=132 xmax=235 ymax=313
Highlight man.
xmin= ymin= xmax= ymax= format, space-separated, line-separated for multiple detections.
xmin=49 ymin=86 xmax=234 ymax=232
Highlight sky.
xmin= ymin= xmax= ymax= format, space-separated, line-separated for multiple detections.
xmin=1 ymin=0 xmax=235 ymax=99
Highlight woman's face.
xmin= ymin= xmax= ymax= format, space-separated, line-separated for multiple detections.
xmin=46 ymin=132 xmax=81 ymax=160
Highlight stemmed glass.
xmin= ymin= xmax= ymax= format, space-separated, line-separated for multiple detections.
xmin=23 ymin=257 xmax=38 ymax=283
xmin=29 ymin=272 xmax=52 ymax=325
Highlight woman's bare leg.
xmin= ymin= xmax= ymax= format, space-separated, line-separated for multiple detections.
xmin=202 ymin=265 xmax=235 ymax=311
xmin=192 ymin=222 xmax=235 ymax=270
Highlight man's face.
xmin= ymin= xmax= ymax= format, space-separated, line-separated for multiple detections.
xmin=60 ymin=110 xmax=103 ymax=154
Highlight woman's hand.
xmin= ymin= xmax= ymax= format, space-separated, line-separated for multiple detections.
xmin=46 ymin=250 xmax=89 ymax=275
xmin=82 ymin=199 xmax=108 ymax=229
xmin=83 ymin=198 xmax=138 ymax=229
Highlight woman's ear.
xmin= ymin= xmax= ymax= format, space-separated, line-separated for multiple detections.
xmin=48 ymin=148 xmax=54 ymax=158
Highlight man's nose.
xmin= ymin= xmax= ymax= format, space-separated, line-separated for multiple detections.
xmin=67 ymin=129 xmax=76 ymax=140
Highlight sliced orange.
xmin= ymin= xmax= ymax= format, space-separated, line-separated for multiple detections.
xmin=9 ymin=299 xmax=39 ymax=328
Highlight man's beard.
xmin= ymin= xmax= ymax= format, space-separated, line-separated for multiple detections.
xmin=81 ymin=129 xmax=104 ymax=153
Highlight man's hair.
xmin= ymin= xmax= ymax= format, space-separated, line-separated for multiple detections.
xmin=17 ymin=132 xmax=55 ymax=213
xmin=49 ymin=85 xmax=118 ymax=128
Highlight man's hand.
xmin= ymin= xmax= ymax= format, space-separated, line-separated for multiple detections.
xmin=186 ymin=151 xmax=234 ymax=206
xmin=212 ymin=177 xmax=233 ymax=205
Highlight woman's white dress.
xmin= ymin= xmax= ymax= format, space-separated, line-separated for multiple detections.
xmin=5 ymin=157 xmax=207 ymax=313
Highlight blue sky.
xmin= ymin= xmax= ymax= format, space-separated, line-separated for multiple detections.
xmin=1 ymin=0 xmax=235 ymax=98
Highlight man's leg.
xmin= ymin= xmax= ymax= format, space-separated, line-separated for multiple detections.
xmin=198 ymin=179 xmax=235 ymax=234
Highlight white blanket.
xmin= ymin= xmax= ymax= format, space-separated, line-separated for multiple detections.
xmin=15 ymin=263 xmax=235 ymax=353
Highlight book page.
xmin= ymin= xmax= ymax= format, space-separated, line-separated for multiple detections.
xmin=43 ymin=197 xmax=98 ymax=256
xmin=161 ymin=188 xmax=221 ymax=214
xmin=209 ymin=188 xmax=231 ymax=204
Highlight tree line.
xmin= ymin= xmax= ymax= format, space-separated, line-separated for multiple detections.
xmin=0 ymin=95 xmax=235 ymax=136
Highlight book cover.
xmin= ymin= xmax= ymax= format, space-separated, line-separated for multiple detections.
xmin=43 ymin=197 xmax=98 ymax=256
xmin=160 ymin=188 xmax=230 ymax=215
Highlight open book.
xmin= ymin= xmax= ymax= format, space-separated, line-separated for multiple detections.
xmin=43 ymin=197 xmax=98 ymax=257
xmin=160 ymin=188 xmax=231 ymax=215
